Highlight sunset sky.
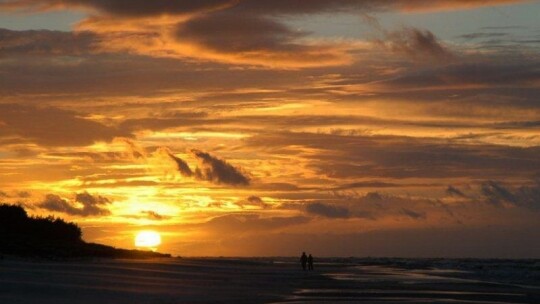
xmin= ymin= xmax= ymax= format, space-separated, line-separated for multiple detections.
xmin=1 ymin=0 xmax=539 ymax=258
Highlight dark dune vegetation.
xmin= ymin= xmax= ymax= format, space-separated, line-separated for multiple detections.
xmin=0 ymin=204 xmax=170 ymax=259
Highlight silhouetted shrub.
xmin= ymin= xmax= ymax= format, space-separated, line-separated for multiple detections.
xmin=0 ymin=204 xmax=82 ymax=242
xmin=0 ymin=204 xmax=28 ymax=232
xmin=0 ymin=204 xmax=169 ymax=259
xmin=31 ymin=216 xmax=82 ymax=242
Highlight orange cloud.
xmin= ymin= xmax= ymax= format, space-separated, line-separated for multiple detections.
xmin=72 ymin=13 xmax=354 ymax=68
xmin=3 ymin=0 xmax=527 ymax=68
xmin=2 ymin=0 xmax=529 ymax=15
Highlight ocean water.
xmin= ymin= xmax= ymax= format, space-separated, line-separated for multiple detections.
xmin=0 ymin=257 xmax=538 ymax=303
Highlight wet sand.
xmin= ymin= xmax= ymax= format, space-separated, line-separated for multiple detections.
xmin=284 ymin=265 xmax=540 ymax=303
xmin=0 ymin=258 xmax=538 ymax=303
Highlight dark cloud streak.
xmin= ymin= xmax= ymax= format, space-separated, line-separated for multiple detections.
xmin=168 ymin=152 xmax=193 ymax=177
xmin=375 ymin=27 xmax=455 ymax=62
xmin=39 ymin=192 xmax=111 ymax=217
xmin=2 ymin=0 xmax=527 ymax=16
xmin=192 ymin=150 xmax=250 ymax=186
xmin=306 ymin=202 xmax=351 ymax=219
xmin=167 ymin=149 xmax=250 ymax=186
xmin=481 ymin=181 xmax=540 ymax=210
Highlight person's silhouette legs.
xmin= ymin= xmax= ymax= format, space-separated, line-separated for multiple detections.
xmin=300 ymin=252 xmax=307 ymax=271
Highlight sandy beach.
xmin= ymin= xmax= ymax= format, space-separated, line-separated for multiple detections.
xmin=1 ymin=258 xmax=538 ymax=303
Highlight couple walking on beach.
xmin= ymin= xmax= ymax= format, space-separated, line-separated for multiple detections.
xmin=300 ymin=252 xmax=314 ymax=271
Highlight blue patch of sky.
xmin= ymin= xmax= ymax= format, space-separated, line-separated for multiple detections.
xmin=0 ymin=2 xmax=538 ymax=42
xmin=0 ymin=11 xmax=85 ymax=31
xmin=285 ymin=2 xmax=540 ymax=42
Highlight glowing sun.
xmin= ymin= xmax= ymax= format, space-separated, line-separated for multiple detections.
xmin=135 ymin=231 xmax=162 ymax=249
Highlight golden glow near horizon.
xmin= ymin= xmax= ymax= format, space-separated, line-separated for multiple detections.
xmin=135 ymin=231 xmax=162 ymax=249
xmin=0 ymin=0 xmax=539 ymax=257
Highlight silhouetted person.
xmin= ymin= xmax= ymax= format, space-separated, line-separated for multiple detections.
xmin=308 ymin=254 xmax=314 ymax=270
xmin=300 ymin=252 xmax=307 ymax=270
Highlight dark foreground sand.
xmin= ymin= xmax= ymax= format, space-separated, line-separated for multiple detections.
xmin=0 ymin=257 xmax=538 ymax=303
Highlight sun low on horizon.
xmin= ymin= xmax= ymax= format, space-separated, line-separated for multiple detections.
xmin=135 ymin=231 xmax=162 ymax=250
xmin=0 ymin=0 xmax=539 ymax=258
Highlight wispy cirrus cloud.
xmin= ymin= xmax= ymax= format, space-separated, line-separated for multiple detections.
xmin=246 ymin=131 xmax=540 ymax=180
xmin=0 ymin=104 xmax=126 ymax=147
xmin=374 ymin=27 xmax=455 ymax=62
xmin=0 ymin=28 xmax=97 ymax=57
xmin=6 ymin=0 xmax=521 ymax=68
xmin=0 ymin=0 xmax=539 ymax=258
xmin=1 ymin=0 xmax=528 ymax=14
